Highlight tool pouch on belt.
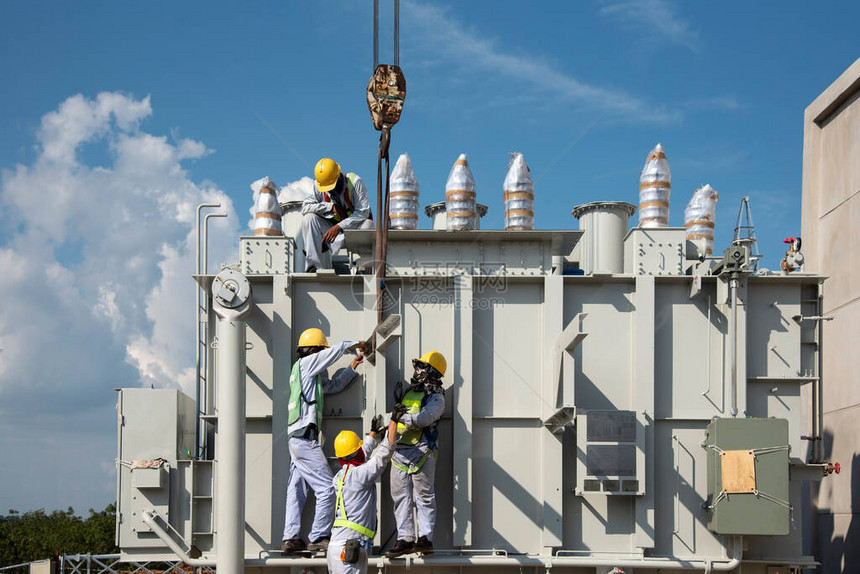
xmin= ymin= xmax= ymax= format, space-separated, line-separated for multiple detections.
xmin=343 ymin=539 xmax=361 ymax=564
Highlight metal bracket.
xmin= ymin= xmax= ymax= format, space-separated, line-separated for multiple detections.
xmin=543 ymin=406 xmax=576 ymax=434
xmin=690 ymin=273 xmax=703 ymax=300
xmin=552 ymin=313 xmax=588 ymax=410
xmin=367 ymin=314 xmax=402 ymax=365
xmin=791 ymin=314 xmax=833 ymax=323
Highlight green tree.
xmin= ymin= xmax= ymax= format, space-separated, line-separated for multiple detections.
xmin=0 ymin=504 xmax=118 ymax=568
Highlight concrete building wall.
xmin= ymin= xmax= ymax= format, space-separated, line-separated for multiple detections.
xmin=801 ymin=56 xmax=860 ymax=573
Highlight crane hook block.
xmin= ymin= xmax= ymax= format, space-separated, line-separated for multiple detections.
xmin=367 ymin=64 xmax=406 ymax=130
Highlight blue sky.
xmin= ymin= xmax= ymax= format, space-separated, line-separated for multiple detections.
xmin=0 ymin=1 xmax=857 ymax=514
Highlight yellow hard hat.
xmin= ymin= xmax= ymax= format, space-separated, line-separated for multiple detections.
xmin=298 ymin=328 xmax=329 ymax=348
xmin=314 ymin=158 xmax=341 ymax=192
xmin=414 ymin=351 xmax=446 ymax=377
xmin=334 ymin=430 xmax=363 ymax=458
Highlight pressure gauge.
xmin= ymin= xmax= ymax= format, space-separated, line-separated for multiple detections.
xmin=213 ymin=269 xmax=251 ymax=309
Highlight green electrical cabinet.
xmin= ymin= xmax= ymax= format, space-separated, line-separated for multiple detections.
xmin=704 ymin=417 xmax=791 ymax=535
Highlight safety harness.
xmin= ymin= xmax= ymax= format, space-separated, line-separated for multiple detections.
xmin=333 ymin=467 xmax=376 ymax=538
xmin=287 ymin=361 xmax=323 ymax=429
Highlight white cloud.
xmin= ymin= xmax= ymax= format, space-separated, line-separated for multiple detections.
xmin=37 ymin=93 xmax=152 ymax=166
xmin=404 ymin=1 xmax=676 ymax=122
xmin=599 ymin=0 xmax=699 ymax=50
xmin=279 ymin=177 xmax=313 ymax=204
xmin=0 ymin=91 xmax=240 ymax=418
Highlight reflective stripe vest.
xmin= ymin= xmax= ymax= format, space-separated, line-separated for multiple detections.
xmin=323 ymin=173 xmax=373 ymax=223
xmin=333 ymin=467 xmax=376 ymax=538
xmin=393 ymin=389 xmax=440 ymax=473
xmin=288 ymin=361 xmax=323 ymax=429
xmin=396 ymin=389 xmax=426 ymax=446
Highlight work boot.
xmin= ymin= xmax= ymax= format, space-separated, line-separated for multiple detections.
xmin=413 ymin=535 xmax=433 ymax=555
xmin=384 ymin=538 xmax=414 ymax=558
xmin=307 ymin=537 xmax=329 ymax=553
xmin=280 ymin=537 xmax=306 ymax=554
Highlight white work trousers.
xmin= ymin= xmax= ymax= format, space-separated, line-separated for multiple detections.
xmin=283 ymin=437 xmax=335 ymax=542
xmin=302 ymin=213 xmax=373 ymax=271
xmin=390 ymin=453 xmax=436 ymax=542
xmin=326 ymin=540 xmax=369 ymax=574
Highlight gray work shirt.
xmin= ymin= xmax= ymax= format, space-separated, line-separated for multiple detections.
xmin=393 ymin=391 xmax=445 ymax=466
xmin=288 ymin=340 xmax=359 ymax=438
xmin=330 ymin=435 xmax=394 ymax=543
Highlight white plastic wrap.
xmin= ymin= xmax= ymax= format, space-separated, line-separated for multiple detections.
xmin=503 ymin=152 xmax=534 ymax=230
xmin=445 ymin=153 xmax=477 ymax=230
xmin=389 ymin=153 xmax=420 ymax=230
xmin=684 ymin=184 xmax=719 ymax=255
xmin=638 ymin=143 xmax=671 ymax=228
xmin=251 ymin=176 xmax=283 ymax=236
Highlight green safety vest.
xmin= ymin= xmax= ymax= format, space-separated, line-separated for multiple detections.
xmin=333 ymin=467 xmax=376 ymax=538
xmin=288 ymin=361 xmax=323 ymax=429
xmin=392 ymin=389 xmax=437 ymax=474
xmin=396 ymin=389 xmax=425 ymax=446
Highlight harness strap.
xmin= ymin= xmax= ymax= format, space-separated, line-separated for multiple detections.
xmin=391 ymin=450 xmax=436 ymax=474
xmin=334 ymin=467 xmax=377 ymax=538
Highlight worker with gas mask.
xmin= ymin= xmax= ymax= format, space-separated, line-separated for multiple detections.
xmin=385 ymin=351 xmax=447 ymax=557
xmin=302 ymin=157 xmax=373 ymax=272
xmin=327 ymin=415 xmax=397 ymax=573
xmin=281 ymin=328 xmax=368 ymax=555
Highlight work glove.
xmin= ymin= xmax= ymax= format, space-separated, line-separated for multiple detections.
xmin=370 ymin=414 xmax=384 ymax=434
xmin=390 ymin=403 xmax=409 ymax=424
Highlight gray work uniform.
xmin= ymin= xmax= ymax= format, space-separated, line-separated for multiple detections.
xmin=283 ymin=341 xmax=359 ymax=543
xmin=326 ymin=435 xmax=394 ymax=574
xmin=301 ymin=174 xmax=373 ymax=271
xmin=390 ymin=391 xmax=445 ymax=542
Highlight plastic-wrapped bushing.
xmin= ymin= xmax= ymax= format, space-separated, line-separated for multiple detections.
xmin=684 ymin=184 xmax=719 ymax=255
xmin=638 ymin=143 xmax=671 ymax=228
xmin=251 ymin=176 xmax=283 ymax=236
xmin=389 ymin=153 xmax=420 ymax=230
xmin=446 ymin=153 xmax=477 ymax=230
xmin=503 ymin=152 xmax=534 ymax=230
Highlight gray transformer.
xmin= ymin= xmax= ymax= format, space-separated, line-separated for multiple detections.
xmin=116 ymin=213 xmax=829 ymax=573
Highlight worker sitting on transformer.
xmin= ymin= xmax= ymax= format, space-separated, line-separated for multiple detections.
xmin=327 ymin=415 xmax=398 ymax=574
xmin=302 ymin=157 xmax=373 ymax=273
xmin=385 ymin=351 xmax=447 ymax=558
xmin=281 ymin=328 xmax=368 ymax=555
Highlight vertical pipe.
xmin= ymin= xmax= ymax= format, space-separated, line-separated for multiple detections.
xmin=195 ymin=202 xmax=221 ymax=455
xmin=216 ymin=318 xmax=247 ymax=574
xmin=729 ymin=278 xmax=739 ymax=417
xmin=200 ymin=210 xmax=226 ymax=456
xmin=816 ymin=285 xmax=824 ymax=461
